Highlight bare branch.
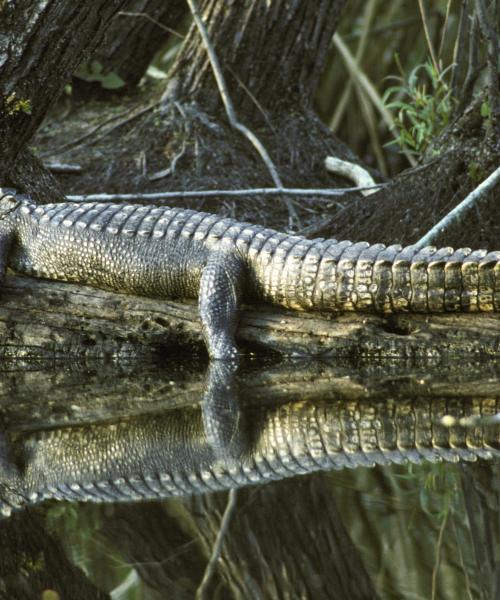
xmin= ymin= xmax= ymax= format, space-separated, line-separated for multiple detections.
xmin=44 ymin=162 xmax=83 ymax=174
xmin=451 ymin=0 xmax=470 ymax=99
xmin=65 ymin=183 xmax=385 ymax=203
xmin=118 ymin=11 xmax=184 ymax=39
xmin=324 ymin=157 xmax=378 ymax=196
xmin=332 ymin=34 xmax=418 ymax=167
xmin=42 ymin=103 xmax=159 ymax=158
xmin=415 ymin=165 xmax=500 ymax=249
xmin=196 ymin=489 xmax=237 ymax=600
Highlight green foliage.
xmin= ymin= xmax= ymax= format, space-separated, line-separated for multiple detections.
xmin=383 ymin=60 xmax=456 ymax=156
xmin=468 ymin=161 xmax=487 ymax=184
xmin=74 ymin=60 xmax=126 ymax=90
xmin=4 ymin=92 xmax=32 ymax=116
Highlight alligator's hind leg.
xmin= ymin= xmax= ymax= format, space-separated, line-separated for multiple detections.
xmin=199 ymin=248 xmax=246 ymax=360
xmin=0 ymin=231 xmax=13 ymax=284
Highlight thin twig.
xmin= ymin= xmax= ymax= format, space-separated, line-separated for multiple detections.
xmin=415 ymin=165 xmax=500 ymax=249
xmin=185 ymin=0 xmax=280 ymax=186
xmin=44 ymin=162 xmax=83 ymax=174
xmin=330 ymin=0 xmax=378 ymax=132
xmin=65 ymin=183 xmax=386 ymax=203
xmin=184 ymin=0 xmax=300 ymax=221
xmin=431 ymin=507 xmax=449 ymax=600
xmin=148 ymin=141 xmax=186 ymax=181
xmin=343 ymin=16 xmax=423 ymax=40
xmin=418 ymin=0 xmax=440 ymax=73
xmin=118 ymin=11 xmax=184 ymax=39
xmin=451 ymin=0 xmax=470 ymax=100
xmin=459 ymin=12 xmax=481 ymax=112
xmin=81 ymin=102 xmax=160 ymax=149
xmin=227 ymin=66 xmax=275 ymax=132
xmin=195 ymin=489 xmax=237 ymax=600
xmin=325 ymin=157 xmax=378 ymax=196
xmin=437 ymin=0 xmax=453 ymax=63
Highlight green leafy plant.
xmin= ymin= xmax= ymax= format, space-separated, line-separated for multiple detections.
xmin=74 ymin=60 xmax=125 ymax=90
xmin=4 ymin=92 xmax=32 ymax=115
xmin=383 ymin=60 xmax=456 ymax=156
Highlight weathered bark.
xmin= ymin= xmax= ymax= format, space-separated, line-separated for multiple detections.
xmin=86 ymin=0 xmax=186 ymax=90
xmin=36 ymin=0 xmax=352 ymax=198
xmin=169 ymin=0 xmax=347 ymax=117
xmin=0 ymin=0 xmax=126 ymax=194
xmin=1 ymin=275 xmax=500 ymax=365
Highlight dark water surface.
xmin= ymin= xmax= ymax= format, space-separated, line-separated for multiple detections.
xmin=0 ymin=355 xmax=499 ymax=599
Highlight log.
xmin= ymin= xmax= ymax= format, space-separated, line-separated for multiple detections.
xmin=1 ymin=274 xmax=500 ymax=362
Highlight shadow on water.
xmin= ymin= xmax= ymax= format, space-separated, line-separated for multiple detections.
xmin=0 ymin=354 xmax=499 ymax=599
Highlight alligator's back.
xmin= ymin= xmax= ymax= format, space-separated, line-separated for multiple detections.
xmin=8 ymin=202 xmax=229 ymax=298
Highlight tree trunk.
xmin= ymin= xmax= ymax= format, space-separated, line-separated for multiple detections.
xmin=169 ymin=0 xmax=347 ymax=117
xmin=0 ymin=0 xmax=126 ymax=196
xmin=320 ymin=102 xmax=500 ymax=250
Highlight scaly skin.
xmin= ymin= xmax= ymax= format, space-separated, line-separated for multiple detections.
xmin=0 ymin=190 xmax=500 ymax=358
xmin=1 ymin=395 xmax=498 ymax=516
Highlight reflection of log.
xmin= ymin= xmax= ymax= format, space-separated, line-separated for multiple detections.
xmin=1 ymin=354 xmax=500 ymax=430
xmin=2 ymin=275 xmax=500 ymax=360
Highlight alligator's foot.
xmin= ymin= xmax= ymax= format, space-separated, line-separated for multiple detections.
xmin=0 ymin=431 xmax=22 ymax=479
xmin=199 ymin=246 xmax=245 ymax=361
xmin=0 ymin=431 xmax=25 ymax=517
xmin=202 ymin=360 xmax=247 ymax=465
xmin=207 ymin=335 xmax=240 ymax=362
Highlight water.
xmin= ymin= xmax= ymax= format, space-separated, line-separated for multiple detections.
xmin=0 ymin=355 xmax=499 ymax=599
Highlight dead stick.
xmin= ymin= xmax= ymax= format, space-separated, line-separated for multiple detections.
xmin=66 ymin=183 xmax=384 ymax=203
xmin=415 ymin=165 xmax=500 ymax=248
xmin=196 ymin=489 xmax=238 ymax=600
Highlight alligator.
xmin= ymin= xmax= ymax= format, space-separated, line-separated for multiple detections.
xmin=0 ymin=189 xmax=500 ymax=359
xmin=1 ymin=392 xmax=499 ymax=517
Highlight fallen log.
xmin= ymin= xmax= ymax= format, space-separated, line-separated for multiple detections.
xmin=0 ymin=274 xmax=500 ymax=360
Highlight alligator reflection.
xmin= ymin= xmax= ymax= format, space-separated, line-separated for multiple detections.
xmin=1 ymin=359 xmax=499 ymax=517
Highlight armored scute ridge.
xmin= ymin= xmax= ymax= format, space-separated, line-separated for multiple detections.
xmin=0 ymin=190 xmax=500 ymax=357
xmin=1 ymin=397 xmax=499 ymax=516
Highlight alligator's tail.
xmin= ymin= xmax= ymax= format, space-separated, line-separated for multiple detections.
xmin=250 ymin=236 xmax=500 ymax=313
